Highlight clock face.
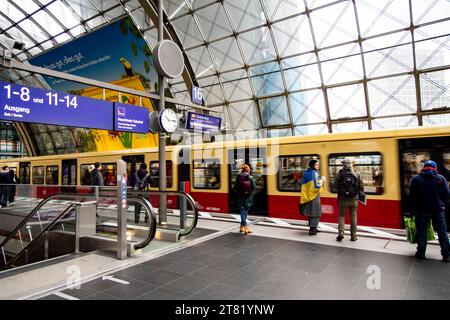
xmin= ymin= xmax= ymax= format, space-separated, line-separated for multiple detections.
xmin=159 ymin=108 xmax=178 ymax=133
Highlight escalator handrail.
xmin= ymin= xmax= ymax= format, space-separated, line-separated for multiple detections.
xmin=4 ymin=203 xmax=78 ymax=270
xmin=0 ymin=192 xmax=83 ymax=250
xmin=128 ymin=196 xmax=157 ymax=250
xmin=128 ymin=190 xmax=199 ymax=240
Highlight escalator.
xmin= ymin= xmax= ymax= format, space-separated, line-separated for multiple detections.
xmin=0 ymin=193 xmax=157 ymax=271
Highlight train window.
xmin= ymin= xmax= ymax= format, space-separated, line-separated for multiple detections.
xmin=328 ymin=153 xmax=383 ymax=195
xmin=80 ymin=163 xmax=117 ymax=186
xmin=19 ymin=162 xmax=31 ymax=184
xmin=149 ymin=161 xmax=173 ymax=188
xmin=45 ymin=166 xmax=59 ymax=185
xmin=193 ymin=159 xmax=221 ymax=189
xmin=278 ymin=155 xmax=320 ymax=192
xmin=32 ymin=166 xmax=44 ymax=185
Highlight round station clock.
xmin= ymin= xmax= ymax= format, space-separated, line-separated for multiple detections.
xmin=158 ymin=108 xmax=179 ymax=133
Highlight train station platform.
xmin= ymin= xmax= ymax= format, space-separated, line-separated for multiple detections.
xmin=1 ymin=211 xmax=449 ymax=301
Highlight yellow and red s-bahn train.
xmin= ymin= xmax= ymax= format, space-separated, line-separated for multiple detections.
xmin=1 ymin=125 xmax=449 ymax=230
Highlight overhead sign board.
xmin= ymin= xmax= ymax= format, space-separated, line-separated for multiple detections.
xmin=114 ymin=102 xmax=149 ymax=133
xmin=186 ymin=111 xmax=221 ymax=133
xmin=0 ymin=81 xmax=113 ymax=130
xmin=192 ymin=86 xmax=203 ymax=105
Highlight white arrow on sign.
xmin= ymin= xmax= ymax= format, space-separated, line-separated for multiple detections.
xmin=102 ymin=275 xmax=130 ymax=285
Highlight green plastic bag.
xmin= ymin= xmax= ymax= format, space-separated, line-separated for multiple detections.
xmin=404 ymin=216 xmax=435 ymax=244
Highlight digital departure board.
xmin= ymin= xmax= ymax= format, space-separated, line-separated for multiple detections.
xmin=186 ymin=111 xmax=221 ymax=133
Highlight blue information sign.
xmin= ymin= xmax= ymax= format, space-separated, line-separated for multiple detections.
xmin=0 ymin=81 xmax=113 ymax=130
xmin=186 ymin=111 xmax=221 ymax=133
xmin=114 ymin=102 xmax=149 ymax=133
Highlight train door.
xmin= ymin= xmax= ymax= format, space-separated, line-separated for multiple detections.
xmin=228 ymin=147 xmax=267 ymax=215
xmin=122 ymin=155 xmax=144 ymax=187
xmin=19 ymin=162 xmax=30 ymax=184
xmin=62 ymin=159 xmax=77 ymax=192
xmin=399 ymin=136 xmax=450 ymax=228
xmin=178 ymin=147 xmax=191 ymax=188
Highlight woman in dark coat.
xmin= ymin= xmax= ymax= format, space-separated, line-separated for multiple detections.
xmin=235 ymin=164 xmax=257 ymax=235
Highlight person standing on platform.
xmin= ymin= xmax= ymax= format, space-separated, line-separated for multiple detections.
xmin=300 ymin=160 xmax=324 ymax=235
xmin=235 ymin=164 xmax=256 ymax=235
xmin=132 ymin=163 xmax=150 ymax=224
xmin=335 ymin=159 xmax=364 ymax=242
xmin=0 ymin=166 xmax=10 ymax=208
xmin=409 ymin=160 xmax=450 ymax=262
xmin=90 ymin=162 xmax=104 ymax=188
xmin=7 ymin=169 xmax=17 ymax=206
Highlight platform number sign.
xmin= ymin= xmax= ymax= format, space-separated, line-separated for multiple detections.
xmin=192 ymin=85 xmax=203 ymax=105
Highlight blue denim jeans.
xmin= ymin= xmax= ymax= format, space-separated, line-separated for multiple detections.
xmin=416 ymin=212 xmax=450 ymax=258
xmin=240 ymin=206 xmax=249 ymax=226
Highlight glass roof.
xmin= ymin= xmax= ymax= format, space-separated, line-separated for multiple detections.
xmin=1 ymin=0 xmax=449 ymax=144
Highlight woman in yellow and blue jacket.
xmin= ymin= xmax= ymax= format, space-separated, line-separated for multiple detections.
xmin=300 ymin=159 xmax=324 ymax=235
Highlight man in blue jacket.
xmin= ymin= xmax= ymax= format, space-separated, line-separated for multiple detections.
xmin=410 ymin=160 xmax=450 ymax=262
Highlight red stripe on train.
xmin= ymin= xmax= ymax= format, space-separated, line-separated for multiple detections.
xmin=268 ymin=195 xmax=402 ymax=229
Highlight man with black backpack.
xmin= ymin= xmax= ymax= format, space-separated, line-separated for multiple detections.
xmin=235 ymin=164 xmax=256 ymax=235
xmin=133 ymin=163 xmax=150 ymax=224
xmin=334 ymin=159 xmax=364 ymax=242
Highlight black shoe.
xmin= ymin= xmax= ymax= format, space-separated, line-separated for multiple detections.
xmin=309 ymin=228 xmax=317 ymax=236
xmin=336 ymin=235 xmax=344 ymax=242
xmin=415 ymin=252 xmax=426 ymax=259
xmin=314 ymin=227 xmax=321 ymax=233
xmin=351 ymin=236 xmax=358 ymax=241
xmin=443 ymin=256 xmax=449 ymax=263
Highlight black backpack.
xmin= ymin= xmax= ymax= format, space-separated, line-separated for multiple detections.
xmin=338 ymin=171 xmax=358 ymax=198
xmin=237 ymin=173 xmax=252 ymax=197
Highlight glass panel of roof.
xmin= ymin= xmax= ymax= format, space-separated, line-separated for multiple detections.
xmin=283 ymin=60 xmax=321 ymax=91
xmin=104 ymin=6 xmax=125 ymax=20
xmin=414 ymin=20 xmax=450 ymax=41
xmin=260 ymin=0 xmax=306 ymax=21
xmin=6 ymin=27 xmax=34 ymax=48
xmin=46 ymin=1 xmax=80 ymax=29
xmin=373 ymin=116 xmax=417 ymax=129
xmin=86 ymin=16 xmax=107 ymax=30
xmin=0 ymin=1 xmax=26 ymax=21
xmin=364 ymin=44 xmax=413 ymax=79
xmin=290 ymin=90 xmax=327 ymax=125
xmin=221 ymin=69 xmax=252 ymax=101
xmin=229 ymin=100 xmax=259 ymax=129
xmin=412 ymin=0 xmax=450 ymax=25
xmin=10 ymin=0 xmax=40 ymax=14
xmin=320 ymin=44 xmax=363 ymax=85
xmin=90 ymin=0 xmax=117 ymax=11
xmin=419 ymin=70 xmax=449 ymax=111
xmin=272 ymin=14 xmax=313 ymax=57
xmin=69 ymin=24 xmax=86 ymax=37
xmin=209 ymin=37 xmax=244 ymax=72
xmin=125 ymin=0 xmax=141 ymax=11
xmin=368 ymin=75 xmax=416 ymax=117
xmin=0 ymin=13 xmax=12 ymax=30
xmin=415 ymin=36 xmax=450 ymax=70
xmin=224 ymin=0 xmax=265 ymax=32
xmin=249 ymin=62 xmax=284 ymax=97
xmin=258 ymin=95 xmax=290 ymax=126
xmin=40 ymin=40 xmax=55 ymax=50
xmin=185 ymin=46 xmax=216 ymax=78
xmin=172 ymin=14 xmax=204 ymax=49
xmin=238 ymin=27 xmax=276 ymax=65
xmin=36 ymin=0 xmax=54 ymax=5
xmin=190 ymin=0 xmax=217 ymax=10
xmin=423 ymin=114 xmax=450 ymax=126
xmin=295 ymin=123 xmax=328 ymax=135
xmin=129 ymin=7 xmax=153 ymax=29
xmin=197 ymin=76 xmax=224 ymax=105
xmin=27 ymin=47 xmax=43 ymax=56
xmin=235 ymin=130 xmax=259 ymax=140
xmin=332 ymin=121 xmax=368 ymax=133
xmin=164 ymin=0 xmax=190 ymax=19
xmin=17 ymin=19 xmax=48 ymax=43
xmin=195 ymin=3 xmax=232 ymax=42
xmin=355 ymin=0 xmax=410 ymax=38
xmin=328 ymin=84 xmax=366 ymax=120
xmin=310 ymin=1 xmax=358 ymax=49
xmin=54 ymin=32 xmax=72 ymax=44
xmin=64 ymin=0 xmax=99 ymax=20
xmin=32 ymin=10 xmax=65 ymax=36
xmin=267 ymin=128 xmax=292 ymax=138
xmin=143 ymin=28 xmax=158 ymax=49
